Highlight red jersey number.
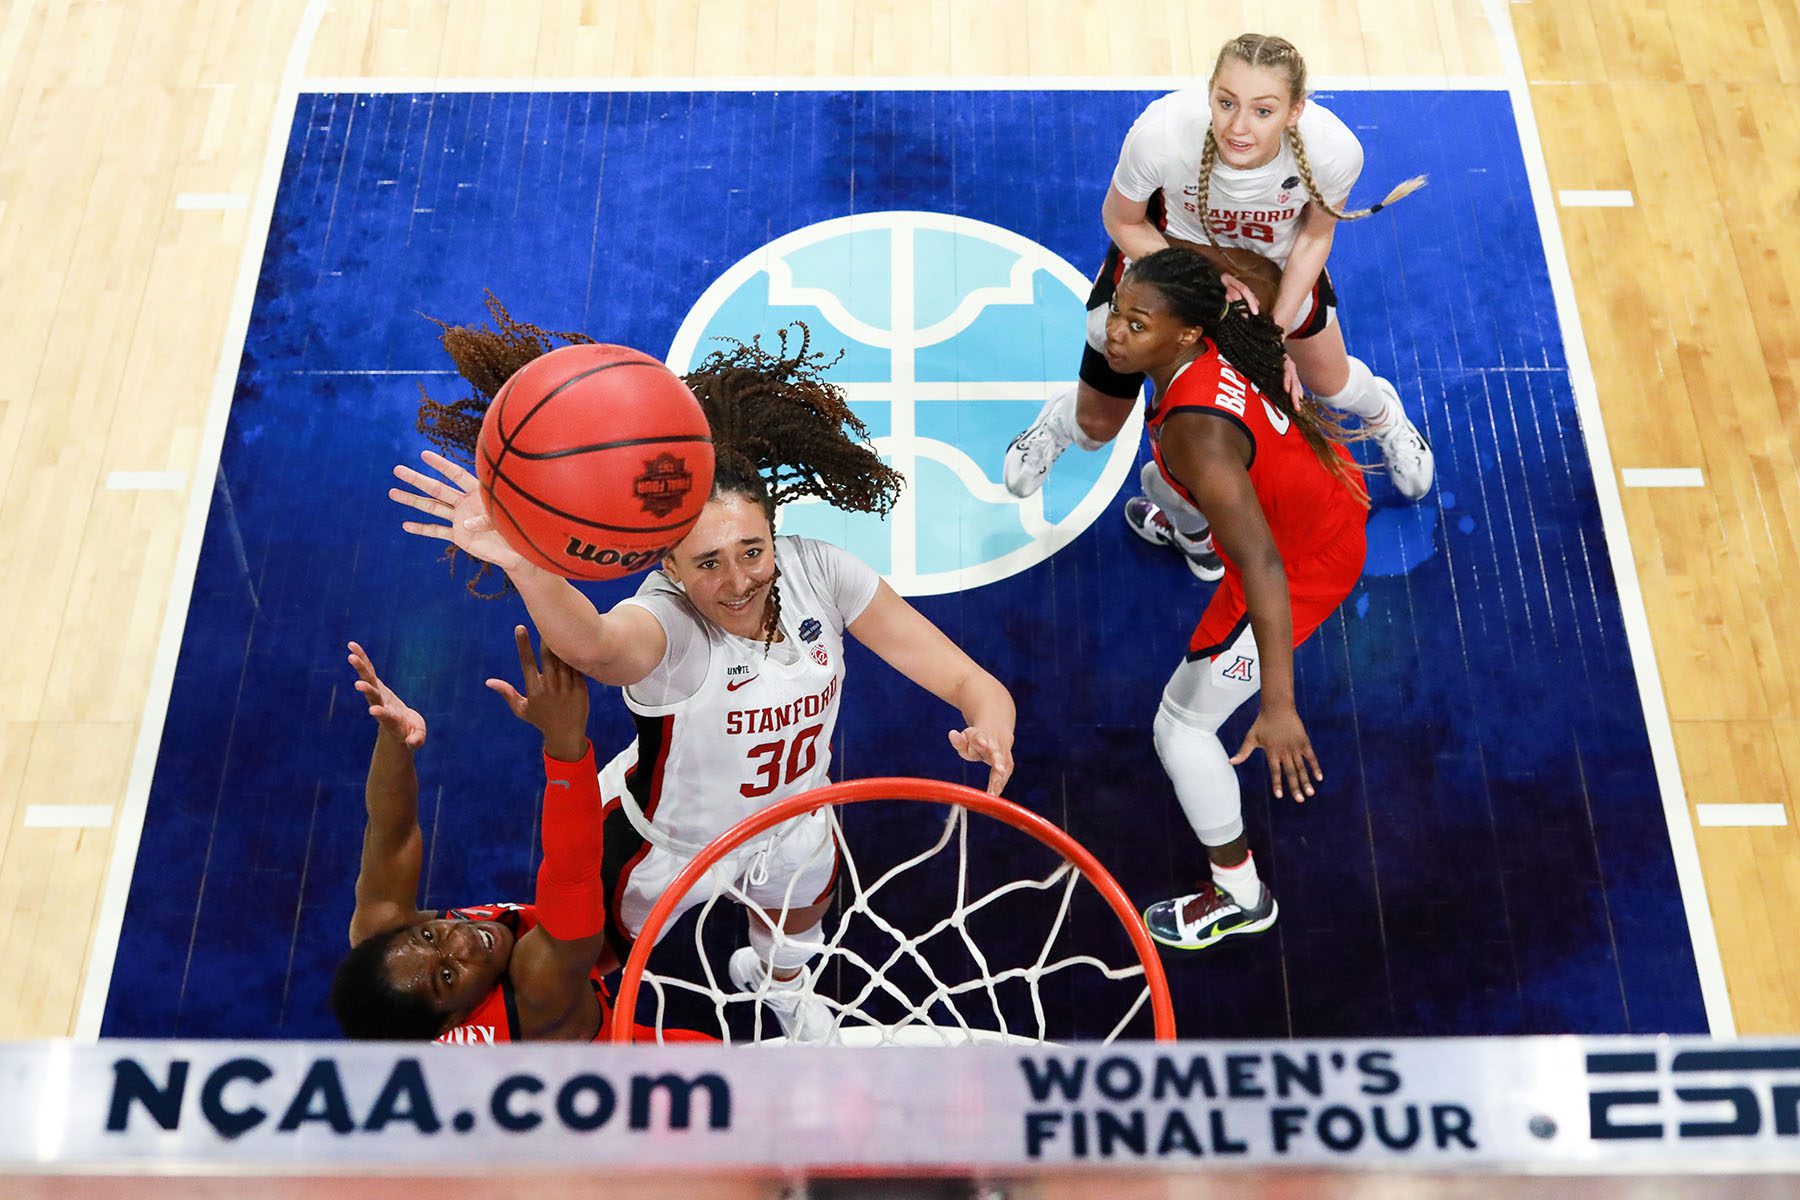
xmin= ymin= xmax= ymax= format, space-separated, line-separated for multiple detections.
xmin=741 ymin=723 xmax=825 ymax=798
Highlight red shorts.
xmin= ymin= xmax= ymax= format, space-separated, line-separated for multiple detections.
xmin=1187 ymin=522 xmax=1367 ymax=660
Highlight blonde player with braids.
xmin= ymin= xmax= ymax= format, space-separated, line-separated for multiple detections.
xmin=1104 ymin=248 xmax=1369 ymax=950
xmin=391 ymin=302 xmax=1017 ymax=1043
xmin=1005 ymin=33 xmax=1434 ymax=564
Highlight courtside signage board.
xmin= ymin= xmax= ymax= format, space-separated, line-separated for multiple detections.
xmin=4 ymin=1039 xmax=1800 ymax=1175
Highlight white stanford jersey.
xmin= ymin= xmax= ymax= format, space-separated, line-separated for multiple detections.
xmin=1112 ymin=91 xmax=1363 ymax=266
xmin=612 ymin=536 xmax=878 ymax=853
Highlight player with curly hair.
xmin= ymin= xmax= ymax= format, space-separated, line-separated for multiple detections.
xmin=391 ymin=300 xmax=1017 ymax=1043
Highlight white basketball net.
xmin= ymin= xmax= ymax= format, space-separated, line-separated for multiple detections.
xmin=627 ymin=799 xmax=1158 ymax=1045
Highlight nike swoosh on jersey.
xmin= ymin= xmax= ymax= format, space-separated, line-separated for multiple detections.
xmin=725 ymin=675 xmax=759 ymax=692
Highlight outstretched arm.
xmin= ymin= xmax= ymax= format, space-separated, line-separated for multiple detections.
xmin=346 ymin=642 xmax=432 ymax=945
xmin=1160 ymin=417 xmax=1322 ymax=801
xmin=389 ymin=450 xmax=670 ymax=686
xmin=486 ymin=625 xmax=617 ymax=1040
xmin=1270 ymin=204 xmax=1337 ymax=335
xmin=847 ymin=582 xmax=1017 ymax=794
xmin=1102 ymin=183 xmax=1171 ymax=261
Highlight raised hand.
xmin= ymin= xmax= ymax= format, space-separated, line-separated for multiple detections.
xmin=1230 ymin=704 xmax=1321 ymax=802
xmin=347 ymin=641 xmax=426 ymax=749
xmin=486 ymin=624 xmax=590 ymax=762
xmin=1219 ymin=272 xmax=1260 ymax=316
xmin=390 ymin=450 xmax=528 ymax=573
xmin=948 ymin=725 xmax=1015 ymax=796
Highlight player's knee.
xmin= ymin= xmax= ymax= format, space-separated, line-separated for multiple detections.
xmin=1074 ymin=383 xmax=1133 ymax=442
xmin=1152 ymin=700 xmax=1244 ymax=847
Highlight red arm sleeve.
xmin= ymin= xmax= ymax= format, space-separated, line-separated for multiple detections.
xmin=534 ymin=741 xmax=606 ymax=941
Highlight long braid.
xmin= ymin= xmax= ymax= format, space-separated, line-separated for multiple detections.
xmin=1205 ymin=33 xmax=1425 ymax=226
xmin=1127 ymin=248 xmax=1369 ymax=506
xmin=1287 ymin=129 xmax=1426 ymax=222
xmin=415 ymin=301 xmax=906 ymax=623
xmin=1194 ymin=127 xmax=1221 ymax=245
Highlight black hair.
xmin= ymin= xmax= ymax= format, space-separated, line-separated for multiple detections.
xmin=331 ymin=925 xmax=448 ymax=1041
xmin=1125 ymin=248 xmax=1368 ymax=504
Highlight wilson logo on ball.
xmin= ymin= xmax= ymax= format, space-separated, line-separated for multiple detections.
xmin=474 ymin=342 xmax=716 ymax=583
xmin=563 ymin=541 xmax=673 ymax=571
xmin=634 ymin=453 xmax=695 ymax=518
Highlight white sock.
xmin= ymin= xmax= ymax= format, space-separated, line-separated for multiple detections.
xmin=1139 ymin=461 xmax=1210 ymax=542
xmin=1314 ymin=356 xmax=1395 ymax=425
xmin=748 ymin=914 xmax=825 ymax=983
xmin=1210 ymin=851 xmax=1264 ymax=910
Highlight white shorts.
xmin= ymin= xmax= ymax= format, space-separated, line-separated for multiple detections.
xmin=599 ymin=747 xmax=839 ymax=944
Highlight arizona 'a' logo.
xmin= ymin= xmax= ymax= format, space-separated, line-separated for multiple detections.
xmin=1221 ymin=655 xmax=1256 ymax=682
xmin=635 ymin=453 xmax=694 ymax=517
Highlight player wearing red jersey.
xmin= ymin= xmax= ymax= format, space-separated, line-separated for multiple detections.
xmin=1104 ymin=248 xmax=1368 ymax=951
xmin=1004 ymin=32 xmax=1432 ymax=563
xmin=332 ymin=626 xmax=659 ymax=1041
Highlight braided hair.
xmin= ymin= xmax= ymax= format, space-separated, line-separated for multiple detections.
xmin=1125 ymin=249 xmax=1368 ymax=505
xmin=416 ymin=298 xmax=905 ymax=645
xmin=1193 ymin=34 xmax=1425 ymax=244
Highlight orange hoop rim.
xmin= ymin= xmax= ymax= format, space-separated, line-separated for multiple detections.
xmin=609 ymin=776 xmax=1176 ymax=1042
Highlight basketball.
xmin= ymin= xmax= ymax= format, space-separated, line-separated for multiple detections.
xmin=476 ymin=343 xmax=715 ymax=580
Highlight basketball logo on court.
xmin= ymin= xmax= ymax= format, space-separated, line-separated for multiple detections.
xmin=667 ymin=212 xmax=1141 ymax=596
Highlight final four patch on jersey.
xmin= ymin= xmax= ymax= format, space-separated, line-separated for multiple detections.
xmin=798 ymin=618 xmax=822 ymax=643
xmin=1281 ymin=175 xmax=1301 ymax=191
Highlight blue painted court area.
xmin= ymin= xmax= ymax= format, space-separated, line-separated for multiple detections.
xmin=100 ymin=89 xmax=1708 ymax=1039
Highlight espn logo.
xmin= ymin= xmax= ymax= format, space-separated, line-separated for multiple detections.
xmin=1588 ymin=1049 xmax=1800 ymax=1141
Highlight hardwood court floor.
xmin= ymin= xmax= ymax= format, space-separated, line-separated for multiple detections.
xmin=0 ymin=0 xmax=1791 ymax=1037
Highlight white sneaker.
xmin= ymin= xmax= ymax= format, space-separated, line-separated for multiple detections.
xmin=728 ymin=946 xmax=834 ymax=1044
xmin=1370 ymin=381 xmax=1434 ymax=501
xmin=1003 ymin=388 xmax=1079 ymax=498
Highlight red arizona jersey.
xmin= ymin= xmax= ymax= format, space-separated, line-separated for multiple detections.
xmin=432 ymin=902 xmax=715 ymax=1045
xmin=433 ymin=902 xmax=612 ymax=1045
xmin=1147 ymin=345 xmax=1365 ymax=573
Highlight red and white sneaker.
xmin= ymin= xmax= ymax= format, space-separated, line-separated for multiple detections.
xmin=1124 ymin=496 xmax=1224 ymax=582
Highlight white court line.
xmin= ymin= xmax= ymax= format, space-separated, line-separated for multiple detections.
xmin=1558 ymin=190 xmax=1635 ymax=208
xmin=1622 ymin=468 xmax=1705 ymax=488
xmin=175 ymin=192 xmax=249 ymax=211
xmin=73 ymin=0 xmax=332 ymax=1043
xmin=1482 ymin=0 xmax=1735 ymax=1035
xmin=1696 ymin=804 xmax=1789 ymax=828
xmin=302 ymin=74 xmax=1511 ymax=94
xmin=104 ymin=470 xmax=184 ymax=492
xmin=23 ymin=805 xmax=114 ymax=829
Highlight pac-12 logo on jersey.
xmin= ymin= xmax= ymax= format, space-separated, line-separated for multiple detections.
xmin=1221 ymin=655 xmax=1256 ymax=682
xmin=811 ymin=644 xmax=829 ymax=666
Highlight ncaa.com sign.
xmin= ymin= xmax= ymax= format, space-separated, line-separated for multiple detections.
xmin=3 ymin=1039 xmax=1800 ymax=1174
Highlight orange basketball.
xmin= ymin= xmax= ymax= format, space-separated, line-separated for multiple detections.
xmin=476 ymin=343 xmax=715 ymax=580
